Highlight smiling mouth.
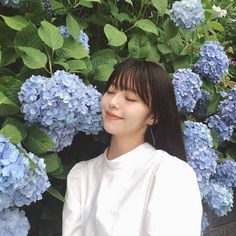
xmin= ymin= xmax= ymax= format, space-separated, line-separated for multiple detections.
xmin=105 ymin=111 xmax=123 ymax=120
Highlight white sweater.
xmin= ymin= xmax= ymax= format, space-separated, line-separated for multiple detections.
xmin=62 ymin=143 xmax=202 ymax=236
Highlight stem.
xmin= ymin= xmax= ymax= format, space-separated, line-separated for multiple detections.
xmin=44 ymin=45 xmax=53 ymax=76
xmin=136 ymin=0 xmax=145 ymax=20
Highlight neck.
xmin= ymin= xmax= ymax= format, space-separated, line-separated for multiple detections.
xmin=107 ymin=135 xmax=145 ymax=160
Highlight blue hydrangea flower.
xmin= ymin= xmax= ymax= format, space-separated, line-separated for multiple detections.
xmin=0 ymin=207 xmax=30 ymax=236
xmin=218 ymin=87 xmax=236 ymax=126
xmin=204 ymin=180 xmax=233 ymax=217
xmin=0 ymin=0 xmax=26 ymax=8
xmin=195 ymin=41 xmax=229 ymax=83
xmin=214 ymin=160 xmax=236 ymax=188
xmin=43 ymin=0 xmax=55 ymax=17
xmin=184 ymin=120 xmax=213 ymax=157
xmin=187 ymin=148 xmax=217 ymax=183
xmin=170 ymin=0 xmax=204 ymax=29
xmin=0 ymin=135 xmax=50 ymax=210
xmin=172 ymin=68 xmax=202 ymax=113
xmin=207 ymin=115 xmax=234 ymax=141
xmin=18 ymin=71 xmax=103 ymax=151
xmin=59 ymin=25 xmax=90 ymax=54
xmin=194 ymin=90 xmax=211 ymax=119
xmin=201 ymin=211 xmax=209 ymax=236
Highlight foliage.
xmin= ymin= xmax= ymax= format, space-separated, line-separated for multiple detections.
xmin=0 ymin=0 xmax=235 ymax=235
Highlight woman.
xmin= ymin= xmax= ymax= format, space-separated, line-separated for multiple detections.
xmin=62 ymin=59 xmax=203 ymax=236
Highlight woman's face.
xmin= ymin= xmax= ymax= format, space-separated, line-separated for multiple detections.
xmin=101 ymin=84 xmax=154 ymax=139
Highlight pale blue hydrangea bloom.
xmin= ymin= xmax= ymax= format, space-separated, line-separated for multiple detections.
xmin=207 ymin=115 xmax=234 ymax=141
xmin=204 ymin=180 xmax=233 ymax=217
xmin=187 ymin=148 xmax=217 ymax=183
xmin=59 ymin=25 xmax=90 ymax=54
xmin=0 ymin=207 xmax=30 ymax=236
xmin=172 ymin=68 xmax=202 ymax=113
xmin=18 ymin=71 xmax=103 ymax=151
xmin=170 ymin=0 xmax=204 ymax=29
xmin=218 ymin=87 xmax=236 ymax=126
xmin=0 ymin=135 xmax=50 ymax=210
xmin=194 ymin=90 xmax=211 ymax=119
xmin=214 ymin=160 xmax=236 ymax=188
xmin=43 ymin=0 xmax=55 ymax=16
xmin=0 ymin=0 xmax=26 ymax=8
xmin=195 ymin=41 xmax=229 ymax=83
xmin=201 ymin=212 xmax=209 ymax=236
xmin=184 ymin=120 xmax=213 ymax=157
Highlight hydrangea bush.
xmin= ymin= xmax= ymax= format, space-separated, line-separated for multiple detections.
xmin=0 ymin=0 xmax=235 ymax=235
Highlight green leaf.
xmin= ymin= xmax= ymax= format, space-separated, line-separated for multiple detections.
xmin=94 ymin=64 xmax=114 ymax=82
xmin=17 ymin=46 xmax=47 ymax=69
xmin=67 ymin=59 xmax=87 ymax=72
xmin=163 ymin=19 xmax=178 ymax=39
xmin=14 ymin=23 xmax=43 ymax=50
xmin=157 ymin=44 xmax=173 ymax=55
xmin=173 ymin=56 xmax=190 ymax=70
xmin=24 ymin=125 xmax=54 ymax=155
xmin=0 ymin=91 xmax=19 ymax=115
xmin=207 ymin=93 xmax=221 ymax=114
xmin=47 ymin=186 xmax=64 ymax=202
xmin=0 ymin=15 xmax=28 ymax=31
xmin=0 ymin=48 xmax=18 ymax=67
xmin=79 ymin=0 xmax=101 ymax=3
xmin=66 ymin=14 xmax=81 ymax=39
xmin=169 ymin=34 xmax=184 ymax=56
xmin=56 ymin=38 xmax=88 ymax=59
xmin=0 ymin=118 xmax=27 ymax=144
xmin=38 ymin=20 xmax=63 ymax=51
xmin=151 ymin=0 xmax=168 ymax=14
xmin=134 ymin=19 xmax=158 ymax=35
xmin=104 ymin=24 xmax=127 ymax=47
xmin=230 ymin=132 xmax=236 ymax=144
xmin=51 ymin=0 xmax=67 ymax=15
xmin=207 ymin=21 xmax=224 ymax=32
xmin=128 ymin=33 xmax=151 ymax=58
xmin=226 ymin=147 xmax=236 ymax=160
xmin=43 ymin=153 xmax=61 ymax=173
xmin=125 ymin=0 xmax=133 ymax=6
xmin=146 ymin=45 xmax=160 ymax=63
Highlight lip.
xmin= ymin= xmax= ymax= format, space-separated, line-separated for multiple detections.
xmin=105 ymin=111 xmax=122 ymax=120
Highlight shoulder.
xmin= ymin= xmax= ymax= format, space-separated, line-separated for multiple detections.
xmin=67 ymin=153 xmax=104 ymax=180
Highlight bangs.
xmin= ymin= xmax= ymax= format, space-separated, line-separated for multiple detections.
xmin=105 ymin=66 xmax=151 ymax=107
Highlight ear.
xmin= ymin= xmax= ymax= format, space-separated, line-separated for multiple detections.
xmin=147 ymin=114 xmax=158 ymax=125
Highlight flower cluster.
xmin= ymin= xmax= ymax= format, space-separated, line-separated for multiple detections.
xmin=0 ymin=0 xmax=26 ymax=8
xmin=194 ymin=90 xmax=211 ymax=119
xmin=204 ymin=181 xmax=234 ymax=217
xmin=207 ymin=115 xmax=234 ymax=141
xmin=43 ymin=0 xmax=55 ymax=17
xmin=0 ymin=207 xmax=30 ymax=236
xmin=0 ymin=135 xmax=50 ymax=211
xmin=214 ymin=160 xmax=236 ymax=188
xmin=172 ymin=68 xmax=202 ymax=113
xmin=184 ymin=120 xmax=213 ymax=157
xmin=18 ymin=70 xmax=103 ymax=151
xmin=195 ymin=41 xmax=229 ymax=83
xmin=59 ymin=26 xmax=90 ymax=54
xmin=218 ymin=87 xmax=236 ymax=126
xmin=170 ymin=0 xmax=204 ymax=29
xmin=212 ymin=5 xmax=227 ymax=18
xmin=187 ymin=148 xmax=217 ymax=183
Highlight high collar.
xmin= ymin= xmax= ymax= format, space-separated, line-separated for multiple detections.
xmin=103 ymin=142 xmax=156 ymax=171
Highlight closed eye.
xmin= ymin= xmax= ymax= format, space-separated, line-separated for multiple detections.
xmin=125 ymin=97 xmax=136 ymax=102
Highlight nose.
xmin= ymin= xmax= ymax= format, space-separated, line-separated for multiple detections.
xmin=109 ymin=92 xmax=122 ymax=109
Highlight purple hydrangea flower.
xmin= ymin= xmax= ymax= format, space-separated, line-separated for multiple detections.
xmin=0 ymin=207 xmax=30 ymax=236
xmin=187 ymin=148 xmax=218 ymax=183
xmin=0 ymin=135 xmax=50 ymax=210
xmin=195 ymin=41 xmax=229 ymax=83
xmin=218 ymin=87 xmax=236 ymax=126
xmin=18 ymin=71 xmax=103 ymax=151
xmin=170 ymin=0 xmax=204 ymax=29
xmin=204 ymin=180 xmax=233 ymax=217
xmin=172 ymin=68 xmax=202 ymax=113
xmin=184 ymin=120 xmax=213 ymax=157
xmin=59 ymin=25 xmax=90 ymax=54
xmin=207 ymin=115 xmax=234 ymax=141
xmin=214 ymin=160 xmax=236 ymax=188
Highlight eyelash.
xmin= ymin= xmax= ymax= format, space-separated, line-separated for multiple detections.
xmin=106 ymin=90 xmax=137 ymax=102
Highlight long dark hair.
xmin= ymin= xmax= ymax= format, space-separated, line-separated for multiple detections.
xmin=102 ymin=59 xmax=186 ymax=161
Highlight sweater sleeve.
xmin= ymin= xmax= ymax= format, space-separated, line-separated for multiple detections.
xmin=145 ymin=158 xmax=203 ymax=236
xmin=62 ymin=162 xmax=85 ymax=236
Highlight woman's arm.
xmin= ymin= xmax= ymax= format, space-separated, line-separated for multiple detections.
xmin=145 ymin=158 xmax=203 ymax=236
xmin=62 ymin=162 xmax=84 ymax=236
